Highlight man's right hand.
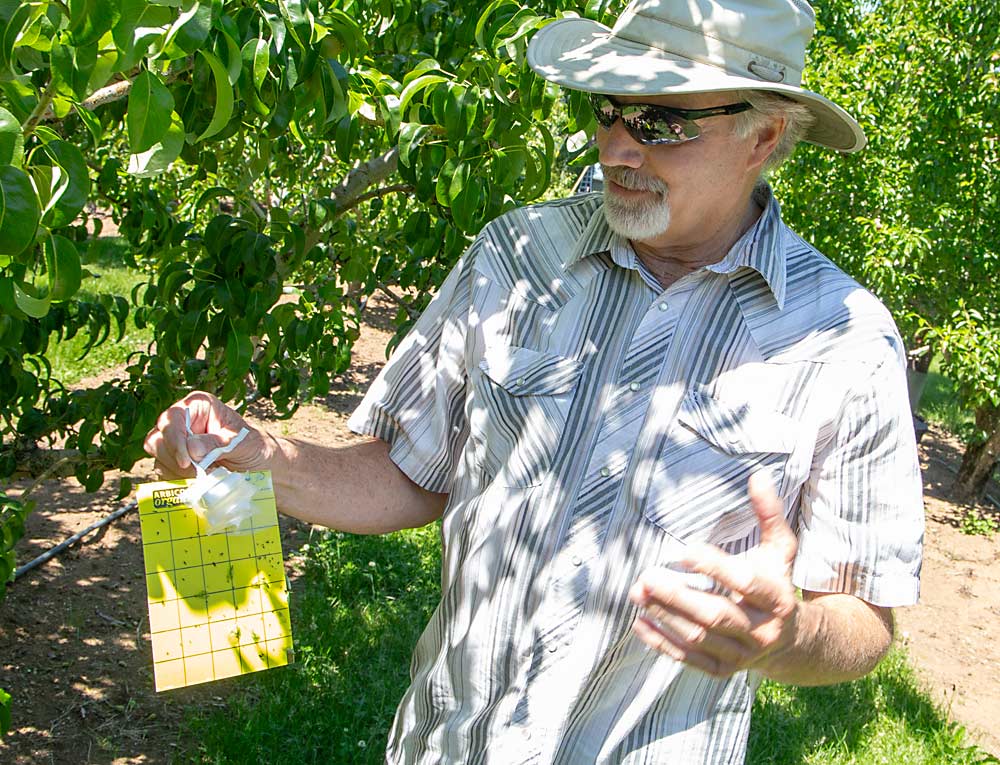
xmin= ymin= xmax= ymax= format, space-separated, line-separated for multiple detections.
xmin=143 ymin=391 xmax=278 ymax=479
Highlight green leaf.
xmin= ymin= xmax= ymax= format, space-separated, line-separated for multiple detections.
xmin=163 ymin=1 xmax=211 ymax=56
xmin=0 ymin=686 xmax=10 ymax=735
xmin=116 ymin=477 xmax=133 ymax=501
xmin=278 ymin=0 xmax=307 ymax=28
xmin=333 ymin=114 xmax=359 ymax=163
xmin=44 ymin=234 xmax=82 ymax=301
xmin=217 ymin=28 xmax=242 ymax=86
xmin=398 ymin=122 xmax=429 ymax=168
xmin=449 ymin=162 xmax=481 ymax=232
xmin=68 ymin=0 xmax=120 ymax=46
xmin=196 ymin=49 xmax=236 ymax=143
xmin=444 ymin=85 xmax=466 ymax=136
xmin=74 ymin=104 xmax=103 ymax=146
xmin=12 ymin=280 xmax=50 ymax=318
xmin=398 ymin=74 xmax=450 ymax=117
xmin=0 ymin=165 xmax=39 ymax=256
xmin=435 ymin=156 xmax=460 ymax=208
xmin=127 ymin=110 xmax=184 ymax=177
xmin=127 ymin=71 xmax=175 ymax=154
xmin=113 ymin=0 xmax=172 ymax=71
xmin=0 ymin=107 xmax=23 ymax=167
xmin=194 ymin=186 xmax=234 ymax=212
xmin=225 ymin=329 xmax=253 ymax=378
xmin=0 ymin=3 xmax=31 ymax=74
xmin=251 ymin=37 xmax=269 ymax=91
xmin=35 ymin=140 xmax=91 ymax=228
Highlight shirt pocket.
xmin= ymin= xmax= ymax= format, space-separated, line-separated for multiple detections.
xmin=643 ymin=385 xmax=801 ymax=545
xmin=471 ymin=344 xmax=585 ymax=488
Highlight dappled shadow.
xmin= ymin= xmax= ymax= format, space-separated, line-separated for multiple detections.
xmin=746 ymin=652 xmax=977 ymax=763
xmin=918 ymin=423 xmax=1000 ymax=529
xmin=0 ymin=469 xmax=310 ymax=763
xmin=358 ymin=293 xmax=402 ymax=334
xmin=180 ymin=527 xmax=442 ymax=763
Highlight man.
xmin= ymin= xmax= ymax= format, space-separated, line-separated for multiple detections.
xmin=145 ymin=0 xmax=924 ymax=762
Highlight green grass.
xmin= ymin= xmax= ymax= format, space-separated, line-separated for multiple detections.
xmin=48 ymin=237 xmax=153 ymax=386
xmin=178 ymin=526 xmax=442 ymax=764
xmin=917 ymin=357 xmax=976 ymax=441
xmin=749 ymin=650 xmax=996 ymax=764
xmin=176 ymin=529 xmax=996 ymax=764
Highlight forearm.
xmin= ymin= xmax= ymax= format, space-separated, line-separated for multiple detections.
xmin=263 ymin=433 xmax=448 ymax=534
xmin=753 ymin=592 xmax=894 ymax=686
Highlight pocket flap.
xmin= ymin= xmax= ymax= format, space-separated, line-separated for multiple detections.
xmin=677 ymin=386 xmax=799 ymax=455
xmin=479 ymin=345 xmax=584 ymax=396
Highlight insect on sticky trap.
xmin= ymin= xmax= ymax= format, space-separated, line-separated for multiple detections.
xmin=138 ymin=469 xmax=293 ymax=692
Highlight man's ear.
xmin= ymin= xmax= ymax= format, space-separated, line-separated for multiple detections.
xmin=747 ymin=116 xmax=785 ymax=173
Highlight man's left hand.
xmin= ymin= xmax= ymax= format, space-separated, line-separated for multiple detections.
xmin=628 ymin=472 xmax=801 ymax=678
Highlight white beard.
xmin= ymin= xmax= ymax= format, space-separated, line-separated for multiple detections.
xmin=600 ymin=164 xmax=671 ymax=241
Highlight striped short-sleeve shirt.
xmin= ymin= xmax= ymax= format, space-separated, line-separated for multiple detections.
xmin=347 ymin=186 xmax=924 ymax=764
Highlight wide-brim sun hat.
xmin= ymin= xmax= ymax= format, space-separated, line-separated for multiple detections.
xmin=527 ymin=0 xmax=866 ymax=152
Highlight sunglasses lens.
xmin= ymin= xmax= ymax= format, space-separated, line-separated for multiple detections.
xmin=589 ymin=94 xmax=700 ymax=145
xmin=621 ymin=105 xmax=697 ymax=144
xmin=588 ymin=93 xmax=617 ymax=128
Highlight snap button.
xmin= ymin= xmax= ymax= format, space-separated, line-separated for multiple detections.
xmin=747 ymin=59 xmax=786 ymax=83
xmin=657 ymin=302 xmax=668 ymax=311
xmin=571 ymin=555 xmax=583 ymax=566
xmin=628 ymin=381 xmax=640 ymax=392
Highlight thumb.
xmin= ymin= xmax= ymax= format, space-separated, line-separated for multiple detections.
xmin=748 ymin=471 xmax=797 ymax=563
xmin=186 ymin=433 xmax=229 ymax=466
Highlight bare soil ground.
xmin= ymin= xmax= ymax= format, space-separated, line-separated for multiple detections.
xmin=1 ymin=297 xmax=998 ymax=763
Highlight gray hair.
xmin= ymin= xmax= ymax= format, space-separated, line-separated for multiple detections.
xmin=731 ymin=90 xmax=815 ymax=173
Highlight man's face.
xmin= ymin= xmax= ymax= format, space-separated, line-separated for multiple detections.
xmin=596 ymin=92 xmax=762 ymax=250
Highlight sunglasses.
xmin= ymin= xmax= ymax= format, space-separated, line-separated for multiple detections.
xmin=588 ymin=93 xmax=752 ymax=145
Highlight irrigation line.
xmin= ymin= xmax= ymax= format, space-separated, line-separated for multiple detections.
xmin=12 ymin=500 xmax=138 ymax=581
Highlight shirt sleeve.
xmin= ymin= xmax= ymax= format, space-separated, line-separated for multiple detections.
xmin=346 ymin=251 xmax=476 ymax=494
xmin=792 ymin=339 xmax=925 ymax=607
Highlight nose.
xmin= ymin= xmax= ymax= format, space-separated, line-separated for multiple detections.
xmin=597 ymin=119 xmax=644 ymax=169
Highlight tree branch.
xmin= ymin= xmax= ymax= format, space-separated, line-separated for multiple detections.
xmin=301 ymin=147 xmax=401 ymax=253
xmin=335 ymin=183 xmax=413 ymax=218
xmin=78 ymin=79 xmax=134 ymax=111
xmin=332 ymin=147 xmax=400 ymax=211
xmin=33 ymin=67 xmax=192 ymax=126
xmin=10 ymin=447 xmax=102 ymax=483
xmin=22 ymin=80 xmax=58 ymax=137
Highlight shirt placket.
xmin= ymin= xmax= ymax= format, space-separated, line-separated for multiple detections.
xmin=513 ymin=289 xmax=682 ymax=754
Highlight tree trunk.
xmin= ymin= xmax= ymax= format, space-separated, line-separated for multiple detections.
xmin=953 ymin=403 xmax=1000 ymax=503
xmin=905 ymin=350 xmax=933 ymax=412
xmin=909 ymin=350 xmax=934 ymax=374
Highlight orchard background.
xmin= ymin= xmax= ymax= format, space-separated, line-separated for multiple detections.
xmin=0 ymin=0 xmax=998 ymax=757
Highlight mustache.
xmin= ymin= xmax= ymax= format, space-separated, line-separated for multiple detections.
xmin=600 ymin=164 xmax=669 ymax=195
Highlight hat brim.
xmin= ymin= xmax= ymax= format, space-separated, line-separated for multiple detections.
xmin=527 ymin=17 xmax=866 ymax=153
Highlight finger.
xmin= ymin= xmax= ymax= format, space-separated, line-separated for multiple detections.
xmin=748 ymin=471 xmax=797 ymax=562
xmin=677 ymin=543 xmax=792 ymax=612
xmin=186 ymin=432 xmax=229 ymax=465
xmin=637 ymin=602 xmax=758 ymax=664
xmin=631 ymin=567 xmax=755 ymax=636
xmin=185 ymin=390 xmax=244 ymax=439
xmin=153 ymin=457 xmax=195 ymax=480
xmin=632 ymin=616 xmax=738 ymax=678
xmin=143 ymin=427 xmax=162 ymax=460
xmin=152 ymin=401 xmax=206 ymax=472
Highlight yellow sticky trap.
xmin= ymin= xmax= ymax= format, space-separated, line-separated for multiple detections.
xmin=137 ymin=471 xmax=293 ymax=691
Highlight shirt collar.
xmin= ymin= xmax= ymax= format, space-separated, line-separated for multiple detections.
xmin=562 ymin=184 xmax=788 ymax=309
